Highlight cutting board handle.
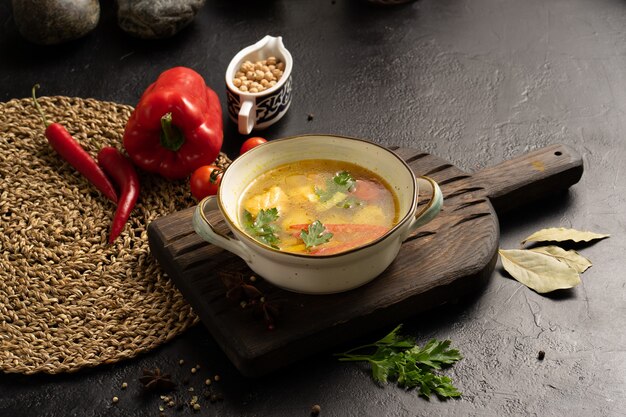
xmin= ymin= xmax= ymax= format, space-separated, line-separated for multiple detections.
xmin=469 ymin=144 xmax=583 ymax=213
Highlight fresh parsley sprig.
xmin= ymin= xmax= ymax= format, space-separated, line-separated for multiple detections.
xmin=242 ymin=208 xmax=280 ymax=249
xmin=336 ymin=325 xmax=462 ymax=399
xmin=315 ymin=171 xmax=356 ymax=202
xmin=300 ymin=220 xmax=333 ymax=249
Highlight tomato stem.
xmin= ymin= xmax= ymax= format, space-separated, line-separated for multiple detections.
xmin=209 ymin=168 xmax=222 ymax=184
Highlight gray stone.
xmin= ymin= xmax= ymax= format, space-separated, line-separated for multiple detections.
xmin=11 ymin=0 xmax=100 ymax=45
xmin=116 ymin=0 xmax=206 ymax=40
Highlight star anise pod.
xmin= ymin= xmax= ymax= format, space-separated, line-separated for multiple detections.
xmin=225 ymin=277 xmax=262 ymax=302
xmin=218 ymin=268 xmax=248 ymax=292
xmin=253 ymin=297 xmax=281 ymax=330
xmin=139 ymin=368 xmax=177 ymax=392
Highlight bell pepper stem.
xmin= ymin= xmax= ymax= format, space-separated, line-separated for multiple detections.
xmin=160 ymin=113 xmax=185 ymax=151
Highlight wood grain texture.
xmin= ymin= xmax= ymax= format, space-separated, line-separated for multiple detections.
xmin=148 ymin=145 xmax=582 ymax=376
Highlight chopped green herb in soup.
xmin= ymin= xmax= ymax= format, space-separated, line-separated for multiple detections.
xmin=239 ymin=160 xmax=398 ymax=255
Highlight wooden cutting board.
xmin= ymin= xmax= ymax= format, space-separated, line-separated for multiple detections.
xmin=148 ymin=144 xmax=582 ymax=376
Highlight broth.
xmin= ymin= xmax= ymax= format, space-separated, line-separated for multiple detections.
xmin=238 ymin=159 xmax=399 ymax=255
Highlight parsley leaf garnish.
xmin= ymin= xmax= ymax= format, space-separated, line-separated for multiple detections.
xmin=242 ymin=208 xmax=280 ymax=249
xmin=300 ymin=220 xmax=333 ymax=249
xmin=336 ymin=325 xmax=462 ymax=400
xmin=315 ymin=171 xmax=356 ymax=202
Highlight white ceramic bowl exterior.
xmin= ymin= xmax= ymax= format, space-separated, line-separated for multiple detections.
xmin=193 ymin=135 xmax=443 ymax=294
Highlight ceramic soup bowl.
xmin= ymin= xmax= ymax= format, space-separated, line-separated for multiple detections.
xmin=192 ymin=135 xmax=443 ymax=294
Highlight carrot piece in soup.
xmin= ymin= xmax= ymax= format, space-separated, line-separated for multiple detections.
xmin=289 ymin=223 xmax=389 ymax=254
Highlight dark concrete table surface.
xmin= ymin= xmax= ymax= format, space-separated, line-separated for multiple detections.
xmin=1 ymin=1 xmax=625 ymax=416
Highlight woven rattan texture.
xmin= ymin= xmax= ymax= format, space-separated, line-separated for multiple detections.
xmin=0 ymin=96 xmax=230 ymax=374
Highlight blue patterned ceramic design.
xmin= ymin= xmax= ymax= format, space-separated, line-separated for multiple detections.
xmin=227 ymin=75 xmax=292 ymax=128
xmin=226 ymin=89 xmax=240 ymax=122
xmin=255 ymin=75 xmax=292 ymax=125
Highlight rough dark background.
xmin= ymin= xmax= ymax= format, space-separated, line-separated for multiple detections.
xmin=1 ymin=0 xmax=625 ymax=416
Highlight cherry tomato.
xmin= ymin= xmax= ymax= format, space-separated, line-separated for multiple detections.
xmin=190 ymin=165 xmax=223 ymax=200
xmin=240 ymin=137 xmax=267 ymax=155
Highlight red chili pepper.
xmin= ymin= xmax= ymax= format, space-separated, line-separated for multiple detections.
xmin=123 ymin=67 xmax=223 ymax=180
xmin=32 ymin=85 xmax=118 ymax=203
xmin=97 ymin=147 xmax=140 ymax=243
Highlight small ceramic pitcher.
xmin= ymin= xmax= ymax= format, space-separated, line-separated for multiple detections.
xmin=225 ymin=35 xmax=293 ymax=135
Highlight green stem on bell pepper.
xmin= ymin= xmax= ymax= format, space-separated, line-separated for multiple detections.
xmin=160 ymin=113 xmax=185 ymax=152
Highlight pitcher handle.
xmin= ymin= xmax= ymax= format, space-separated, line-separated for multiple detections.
xmin=238 ymin=99 xmax=255 ymax=135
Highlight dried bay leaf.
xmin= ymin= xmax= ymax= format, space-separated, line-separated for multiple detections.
xmin=522 ymin=228 xmax=610 ymax=244
xmin=529 ymin=245 xmax=592 ymax=273
xmin=498 ymin=249 xmax=581 ymax=293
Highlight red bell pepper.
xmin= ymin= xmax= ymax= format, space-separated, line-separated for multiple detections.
xmin=123 ymin=67 xmax=223 ymax=180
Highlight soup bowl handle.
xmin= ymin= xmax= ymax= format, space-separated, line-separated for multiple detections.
xmin=401 ymin=176 xmax=443 ymax=241
xmin=192 ymin=196 xmax=253 ymax=263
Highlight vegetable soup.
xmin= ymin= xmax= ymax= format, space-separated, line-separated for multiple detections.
xmin=238 ymin=159 xmax=399 ymax=255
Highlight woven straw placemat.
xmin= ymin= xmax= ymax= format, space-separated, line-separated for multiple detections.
xmin=0 ymin=96 xmax=230 ymax=374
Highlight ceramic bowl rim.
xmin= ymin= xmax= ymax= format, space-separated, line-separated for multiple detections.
xmin=213 ymin=134 xmax=420 ymax=259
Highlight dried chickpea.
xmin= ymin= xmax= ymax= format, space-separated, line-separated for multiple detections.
xmin=234 ymin=57 xmax=286 ymax=92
